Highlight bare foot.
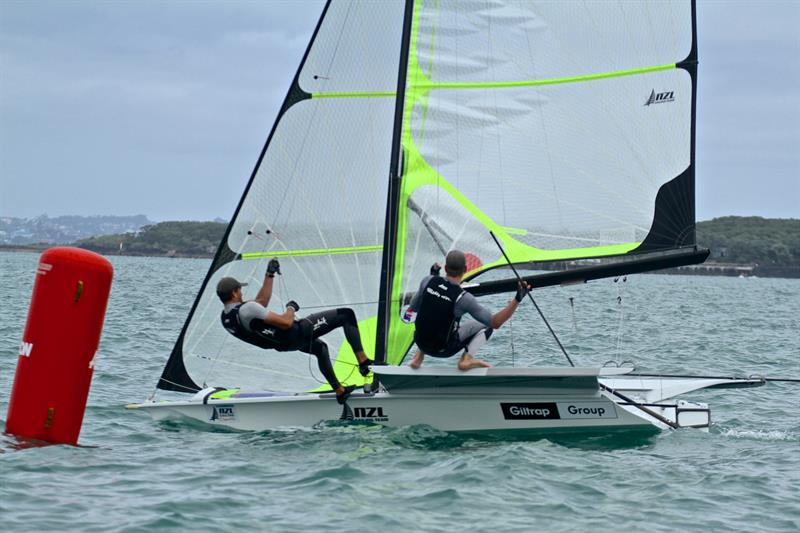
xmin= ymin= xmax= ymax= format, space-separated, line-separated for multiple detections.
xmin=457 ymin=354 xmax=491 ymax=370
xmin=409 ymin=351 xmax=424 ymax=369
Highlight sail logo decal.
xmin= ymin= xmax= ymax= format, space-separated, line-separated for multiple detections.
xmin=18 ymin=341 xmax=33 ymax=357
xmin=352 ymin=406 xmax=388 ymax=422
xmin=501 ymin=403 xmax=559 ymax=420
xmin=644 ymin=89 xmax=674 ymax=106
xmin=210 ymin=405 xmax=236 ymax=422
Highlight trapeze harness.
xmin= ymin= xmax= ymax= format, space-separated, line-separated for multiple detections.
xmin=413 ymin=276 xmax=466 ymax=356
xmin=221 ymin=304 xmax=300 ymax=349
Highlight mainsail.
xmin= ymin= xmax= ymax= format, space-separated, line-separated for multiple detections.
xmin=159 ymin=1 xmax=405 ymax=392
xmin=377 ymin=0 xmax=702 ymax=365
xmin=159 ymin=0 xmax=703 ymax=394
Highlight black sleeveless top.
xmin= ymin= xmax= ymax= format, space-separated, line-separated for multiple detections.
xmin=413 ymin=276 xmax=465 ymax=354
xmin=220 ymin=304 xmax=302 ymax=350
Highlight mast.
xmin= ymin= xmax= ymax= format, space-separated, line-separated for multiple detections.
xmin=375 ymin=0 xmax=415 ymax=366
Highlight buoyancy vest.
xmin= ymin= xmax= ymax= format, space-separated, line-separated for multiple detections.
xmin=413 ymin=276 xmax=465 ymax=353
xmin=220 ymin=304 xmax=299 ymax=350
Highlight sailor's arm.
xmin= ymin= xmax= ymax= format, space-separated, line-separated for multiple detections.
xmin=490 ymin=299 xmax=519 ymax=329
xmin=253 ymin=258 xmax=281 ymax=307
xmin=489 ymin=281 xmax=530 ymax=329
xmin=264 ymin=306 xmax=295 ymax=330
xmin=253 ymin=275 xmax=274 ymax=307
xmin=239 ymin=300 xmax=293 ymax=331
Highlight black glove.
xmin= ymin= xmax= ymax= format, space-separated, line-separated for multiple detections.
xmin=514 ymin=281 xmax=530 ymax=302
xmin=286 ymin=300 xmax=300 ymax=312
xmin=430 ymin=262 xmax=441 ymax=276
xmin=267 ymin=258 xmax=281 ymax=277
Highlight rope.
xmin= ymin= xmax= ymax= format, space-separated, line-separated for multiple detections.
xmin=509 ymin=314 xmax=516 ymax=367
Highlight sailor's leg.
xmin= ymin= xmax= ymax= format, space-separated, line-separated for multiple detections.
xmin=409 ymin=350 xmax=425 ymax=369
xmin=455 ymin=322 xmax=493 ymax=370
xmin=304 ymin=308 xmax=371 ymax=375
xmin=300 ymin=339 xmax=342 ymax=391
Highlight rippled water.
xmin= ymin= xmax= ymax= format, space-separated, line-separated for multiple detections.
xmin=1 ymin=251 xmax=798 ymax=531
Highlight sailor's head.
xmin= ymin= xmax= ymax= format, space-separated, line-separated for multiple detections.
xmin=216 ymin=277 xmax=248 ymax=303
xmin=445 ymin=250 xmax=467 ymax=278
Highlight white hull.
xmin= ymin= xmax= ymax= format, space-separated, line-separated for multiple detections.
xmin=128 ymin=367 xmax=763 ymax=434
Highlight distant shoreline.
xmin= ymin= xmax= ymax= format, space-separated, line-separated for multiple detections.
xmin=3 ymin=245 xmax=797 ymax=279
xmin=0 ymin=245 xmax=211 ymax=259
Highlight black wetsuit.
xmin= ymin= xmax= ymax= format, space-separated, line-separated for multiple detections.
xmin=221 ymin=305 xmax=364 ymax=390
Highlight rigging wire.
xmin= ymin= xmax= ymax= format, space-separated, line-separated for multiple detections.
xmin=488 ymin=231 xmax=686 ymax=428
xmin=509 ymin=314 xmax=516 ymax=367
xmin=614 ymin=276 xmax=627 ymax=359
xmin=628 ymin=373 xmax=800 ymax=383
xmin=489 ymin=231 xmax=575 ymax=367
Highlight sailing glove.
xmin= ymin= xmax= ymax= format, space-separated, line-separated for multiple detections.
xmin=430 ymin=263 xmax=441 ymax=276
xmin=286 ymin=300 xmax=300 ymax=312
xmin=514 ymin=281 xmax=530 ymax=302
xmin=267 ymin=258 xmax=281 ymax=277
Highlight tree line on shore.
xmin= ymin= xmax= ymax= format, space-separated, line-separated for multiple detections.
xmin=5 ymin=216 xmax=796 ymax=269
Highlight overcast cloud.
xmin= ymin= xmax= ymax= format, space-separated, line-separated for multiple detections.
xmin=0 ymin=0 xmax=797 ymax=221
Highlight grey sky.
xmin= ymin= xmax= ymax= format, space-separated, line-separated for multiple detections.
xmin=0 ymin=0 xmax=797 ymax=222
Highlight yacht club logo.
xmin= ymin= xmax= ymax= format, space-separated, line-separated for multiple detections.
xmin=644 ymin=89 xmax=675 ymax=106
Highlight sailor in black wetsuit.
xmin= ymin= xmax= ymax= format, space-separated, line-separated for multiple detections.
xmin=217 ymin=258 xmax=372 ymax=404
xmin=408 ymin=250 xmax=530 ymax=370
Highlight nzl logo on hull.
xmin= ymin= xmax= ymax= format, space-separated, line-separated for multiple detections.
xmin=352 ymin=406 xmax=388 ymax=422
xmin=644 ymin=89 xmax=675 ymax=106
xmin=210 ymin=405 xmax=236 ymax=422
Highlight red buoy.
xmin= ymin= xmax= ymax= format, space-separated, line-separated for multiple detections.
xmin=6 ymin=247 xmax=113 ymax=445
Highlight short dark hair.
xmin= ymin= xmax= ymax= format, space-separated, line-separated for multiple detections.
xmin=444 ymin=250 xmax=466 ymax=276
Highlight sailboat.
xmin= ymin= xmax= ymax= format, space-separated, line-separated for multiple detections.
xmin=129 ymin=0 xmax=767 ymax=433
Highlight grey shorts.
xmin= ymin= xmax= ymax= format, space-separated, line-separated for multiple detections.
xmin=425 ymin=320 xmax=493 ymax=358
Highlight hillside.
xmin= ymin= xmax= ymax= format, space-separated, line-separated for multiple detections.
xmin=697 ymin=216 xmax=799 ymax=266
xmin=55 ymin=216 xmax=800 ymax=278
xmin=74 ymin=221 xmax=226 ymax=258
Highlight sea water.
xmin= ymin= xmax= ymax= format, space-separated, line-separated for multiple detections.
xmin=1 ymin=251 xmax=798 ymax=532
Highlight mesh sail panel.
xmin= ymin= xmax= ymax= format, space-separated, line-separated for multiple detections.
xmin=166 ymin=1 xmax=404 ymax=392
xmin=416 ymin=1 xmax=692 ymax=81
xmin=385 ymin=0 xmax=696 ymax=361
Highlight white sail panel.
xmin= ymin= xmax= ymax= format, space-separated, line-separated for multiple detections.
xmin=299 ymin=0 xmax=405 ymax=93
xmin=169 ymin=1 xmax=403 ymax=392
xmin=184 ymin=253 xmax=382 ymax=392
xmin=408 ymin=69 xmax=692 ymax=251
xmin=416 ymin=0 xmax=692 ymax=82
xmin=228 ymin=98 xmax=393 ymax=254
xmin=390 ymin=0 xmax=696 ymax=319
